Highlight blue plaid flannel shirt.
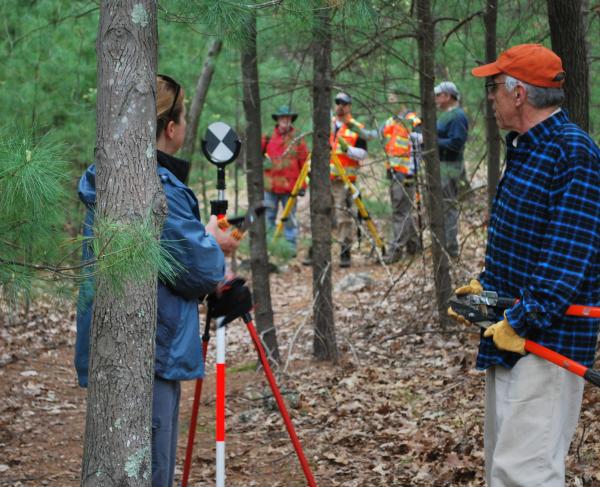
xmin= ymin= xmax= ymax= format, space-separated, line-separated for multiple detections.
xmin=477 ymin=110 xmax=600 ymax=370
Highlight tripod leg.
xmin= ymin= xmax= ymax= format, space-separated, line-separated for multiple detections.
xmin=181 ymin=338 xmax=209 ymax=487
xmin=216 ymin=320 xmax=226 ymax=487
xmin=244 ymin=317 xmax=317 ymax=487
xmin=273 ymin=159 xmax=310 ymax=242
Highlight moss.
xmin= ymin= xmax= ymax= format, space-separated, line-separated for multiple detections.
xmin=124 ymin=446 xmax=150 ymax=479
xmin=131 ymin=4 xmax=149 ymax=27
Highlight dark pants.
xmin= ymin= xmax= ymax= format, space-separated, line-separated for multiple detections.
xmin=152 ymin=376 xmax=181 ymax=487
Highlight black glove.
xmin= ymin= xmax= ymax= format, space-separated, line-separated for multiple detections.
xmin=207 ymin=277 xmax=253 ymax=326
xmin=298 ymin=188 xmax=306 ymax=197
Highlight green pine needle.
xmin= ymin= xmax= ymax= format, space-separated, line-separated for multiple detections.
xmin=91 ymin=216 xmax=182 ymax=296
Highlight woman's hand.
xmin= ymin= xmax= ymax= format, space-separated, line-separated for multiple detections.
xmin=206 ymin=215 xmax=240 ymax=257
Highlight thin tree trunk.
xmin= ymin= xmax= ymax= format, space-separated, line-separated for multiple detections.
xmin=484 ymin=0 xmax=501 ymax=211
xmin=82 ymin=2 xmax=163 ymax=486
xmin=416 ymin=0 xmax=452 ymax=325
xmin=547 ymin=0 xmax=589 ymax=130
xmin=183 ymin=39 xmax=222 ymax=222
xmin=311 ymin=3 xmax=337 ymax=362
xmin=182 ymin=38 xmax=223 ymax=158
xmin=241 ymin=12 xmax=280 ymax=363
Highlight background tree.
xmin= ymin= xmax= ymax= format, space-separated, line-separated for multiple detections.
xmin=547 ymin=0 xmax=590 ymax=130
xmin=417 ymin=0 xmax=452 ymax=324
xmin=483 ymin=0 xmax=501 ymax=211
xmin=182 ymin=38 xmax=223 ymax=221
xmin=81 ymin=2 xmax=165 ymax=485
xmin=182 ymin=38 xmax=223 ymax=160
xmin=241 ymin=9 xmax=280 ymax=363
xmin=310 ymin=1 xmax=337 ymax=362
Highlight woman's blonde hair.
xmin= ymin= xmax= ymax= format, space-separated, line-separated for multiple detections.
xmin=157 ymin=74 xmax=184 ymax=138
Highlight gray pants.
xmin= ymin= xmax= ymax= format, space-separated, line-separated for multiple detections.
xmin=389 ymin=179 xmax=418 ymax=255
xmin=152 ymin=376 xmax=181 ymax=487
xmin=485 ymin=354 xmax=584 ymax=487
xmin=441 ymin=175 xmax=459 ymax=257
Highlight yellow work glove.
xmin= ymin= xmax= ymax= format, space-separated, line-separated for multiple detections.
xmin=338 ymin=137 xmax=349 ymax=153
xmin=454 ymin=279 xmax=483 ymax=296
xmin=447 ymin=306 xmax=472 ymax=326
xmin=483 ymin=316 xmax=526 ymax=355
xmin=447 ymin=279 xmax=483 ymax=326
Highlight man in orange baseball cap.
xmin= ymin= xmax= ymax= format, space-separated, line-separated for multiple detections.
xmin=449 ymin=44 xmax=600 ymax=486
xmin=472 ymin=43 xmax=565 ymax=88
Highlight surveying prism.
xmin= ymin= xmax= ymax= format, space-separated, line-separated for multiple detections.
xmin=201 ymin=121 xmax=241 ymax=223
xmin=181 ymin=123 xmax=317 ymax=487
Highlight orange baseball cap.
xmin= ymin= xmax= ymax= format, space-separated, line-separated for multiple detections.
xmin=472 ymin=44 xmax=565 ymax=88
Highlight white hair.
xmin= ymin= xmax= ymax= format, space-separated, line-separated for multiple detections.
xmin=504 ymin=76 xmax=564 ymax=108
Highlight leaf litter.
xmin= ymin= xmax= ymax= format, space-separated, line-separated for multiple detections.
xmin=1 ymin=209 xmax=600 ymax=486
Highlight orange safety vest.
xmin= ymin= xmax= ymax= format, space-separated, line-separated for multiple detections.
xmin=329 ymin=117 xmax=363 ymax=182
xmin=382 ymin=112 xmax=421 ymax=175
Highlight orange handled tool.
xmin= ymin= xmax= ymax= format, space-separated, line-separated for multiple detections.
xmin=448 ymin=295 xmax=600 ymax=387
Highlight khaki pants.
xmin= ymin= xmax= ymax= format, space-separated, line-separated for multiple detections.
xmin=331 ymin=179 xmax=354 ymax=246
xmin=485 ymin=354 xmax=584 ymax=487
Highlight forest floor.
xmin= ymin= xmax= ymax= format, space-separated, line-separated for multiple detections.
xmin=2 ymin=188 xmax=600 ymax=486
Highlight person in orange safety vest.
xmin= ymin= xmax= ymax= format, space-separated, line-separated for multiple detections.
xmin=381 ymin=92 xmax=422 ymax=264
xmin=329 ymin=91 xmax=368 ymax=268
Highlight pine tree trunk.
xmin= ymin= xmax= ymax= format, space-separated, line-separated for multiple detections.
xmin=182 ymin=38 xmax=223 ymax=159
xmin=241 ymin=12 xmax=280 ymax=363
xmin=311 ymin=4 xmax=337 ymax=362
xmin=416 ymin=0 xmax=453 ymax=326
xmin=547 ymin=0 xmax=589 ymax=131
xmin=82 ymin=2 xmax=163 ymax=486
xmin=484 ymin=0 xmax=501 ymax=211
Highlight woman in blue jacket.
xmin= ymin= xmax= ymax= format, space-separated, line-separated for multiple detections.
xmin=75 ymin=74 xmax=238 ymax=486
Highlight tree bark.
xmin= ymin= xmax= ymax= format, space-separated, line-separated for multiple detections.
xmin=416 ymin=0 xmax=452 ymax=325
xmin=483 ymin=0 xmax=501 ymax=211
xmin=182 ymin=38 xmax=223 ymax=159
xmin=241 ymin=12 xmax=280 ymax=363
xmin=547 ymin=0 xmax=590 ymax=131
xmin=82 ymin=2 xmax=163 ymax=486
xmin=311 ymin=3 xmax=337 ymax=362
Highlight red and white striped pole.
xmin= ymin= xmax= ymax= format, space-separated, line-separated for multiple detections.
xmin=215 ymin=317 xmax=226 ymax=487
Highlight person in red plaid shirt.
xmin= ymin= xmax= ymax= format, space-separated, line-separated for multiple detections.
xmin=262 ymin=105 xmax=309 ymax=254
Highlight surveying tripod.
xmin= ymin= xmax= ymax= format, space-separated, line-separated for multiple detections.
xmin=272 ymin=153 xmax=386 ymax=254
xmin=181 ymin=122 xmax=317 ymax=487
xmin=181 ymin=278 xmax=317 ymax=487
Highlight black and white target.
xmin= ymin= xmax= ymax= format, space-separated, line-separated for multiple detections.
xmin=202 ymin=122 xmax=241 ymax=166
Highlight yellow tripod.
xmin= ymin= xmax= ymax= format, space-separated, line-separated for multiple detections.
xmin=273 ymin=153 xmax=385 ymax=253
xmin=272 ymin=157 xmax=311 ymax=241
xmin=330 ymin=153 xmax=385 ymax=252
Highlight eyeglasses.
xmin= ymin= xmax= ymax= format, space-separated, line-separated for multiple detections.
xmin=335 ymin=98 xmax=350 ymax=106
xmin=158 ymin=73 xmax=181 ymax=120
xmin=485 ymin=81 xmax=505 ymax=95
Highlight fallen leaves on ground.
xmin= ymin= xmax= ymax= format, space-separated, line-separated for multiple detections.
xmin=1 ymin=211 xmax=600 ymax=486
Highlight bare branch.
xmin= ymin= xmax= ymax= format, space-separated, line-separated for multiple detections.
xmin=441 ymin=10 xmax=484 ymax=46
xmin=244 ymin=0 xmax=284 ymax=9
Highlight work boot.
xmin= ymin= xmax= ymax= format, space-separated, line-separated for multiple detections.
xmin=406 ymin=240 xmax=422 ymax=256
xmin=301 ymin=247 xmax=313 ymax=266
xmin=340 ymin=245 xmax=351 ymax=268
xmin=383 ymin=248 xmax=403 ymax=265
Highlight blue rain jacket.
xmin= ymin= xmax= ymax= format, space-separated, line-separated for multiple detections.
xmin=74 ymin=164 xmax=224 ymax=387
